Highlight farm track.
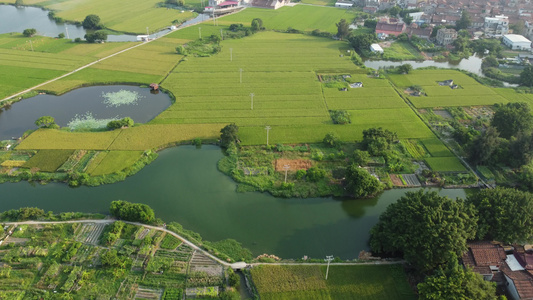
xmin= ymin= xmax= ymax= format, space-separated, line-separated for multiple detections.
xmin=4 ymin=219 xmax=406 ymax=267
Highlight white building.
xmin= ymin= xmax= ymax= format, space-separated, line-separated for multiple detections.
xmin=484 ymin=15 xmax=509 ymax=36
xmin=335 ymin=1 xmax=353 ymax=8
xmin=503 ymin=34 xmax=532 ymax=50
xmin=370 ymin=43 xmax=384 ymax=53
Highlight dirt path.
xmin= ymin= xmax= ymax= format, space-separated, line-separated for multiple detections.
xmin=3 ymin=219 xmax=406 ymax=268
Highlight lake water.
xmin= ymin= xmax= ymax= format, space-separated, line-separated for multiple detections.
xmin=0 ymin=5 xmax=210 ymax=42
xmin=0 ymin=145 xmax=466 ymax=259
xmin=364 ymin=55 xmax=484 ymax=75
xmin=0 ymin=85 xmax=172 ymax=140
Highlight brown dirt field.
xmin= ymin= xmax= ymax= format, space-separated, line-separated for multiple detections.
xmin=390 ymin=174 xmax=404 ymax=186
xmin=275 ymin=159 xmax=312 ymax=172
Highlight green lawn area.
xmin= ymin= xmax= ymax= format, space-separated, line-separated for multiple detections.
xmin=300 ymin=0 xmax=336 ymax=5
xmin=23 ymin=149 xmax=75 ymax=172
xmin=382 ymin=41 xmax=424 ymax=61
xmin=251 ymin=264 xmax=415 ymax=300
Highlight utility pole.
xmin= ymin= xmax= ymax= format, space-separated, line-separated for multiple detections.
xmin=283 ymin=165 xmax=290 ymax=183
xmin=220 ymin=28 xmax=223 ymax=40
xmin=230 ymin=48 xmax=233 ymax=61
xmin=250 ymin=93 xmax=254 ymax=110
xmin=29 ymin=40 xmax=33 ymax=51
xmin=325 ymin=256 xmax=334 ymax=280
xmin=65 ymin=25 xmax=69 ymax=39
xmin=199 ymin=27 xmax=201 ymax=39
xmin=239 ymin=68 xmax=243 ymax=83
xmin=265 ymin=126 xmax=271 ymax=146
xmin=146 ymin=27 xmax=149 ymax=36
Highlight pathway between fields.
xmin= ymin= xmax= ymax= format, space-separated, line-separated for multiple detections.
xmin=3 ymin=219 xmax=405 ymax=268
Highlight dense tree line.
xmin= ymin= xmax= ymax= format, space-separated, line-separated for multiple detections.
xmin=109 ymin=200 xmax=155 ymax=224
xmin=371 ymin=187 xmax=533 ymax=298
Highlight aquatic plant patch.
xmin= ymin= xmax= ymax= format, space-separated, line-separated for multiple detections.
xmin=67 ymin=112 xmax=120 ymax=131
xmin=102 ymin=90 xmax=143 ymax=107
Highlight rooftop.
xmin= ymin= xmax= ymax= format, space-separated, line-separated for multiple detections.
xmin=504 ymin=34 xmax=532 ymax=43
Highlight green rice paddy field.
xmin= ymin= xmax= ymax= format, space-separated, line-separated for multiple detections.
xmin=251 ymin=264 xmax=415 ymax=300
xmin=156 ymin=31 xmax=434 ymax=144
xmin=5 ymin=5 xmax=531 ymax=174
xmin=0 ymin=33 xmax=135 ymax=99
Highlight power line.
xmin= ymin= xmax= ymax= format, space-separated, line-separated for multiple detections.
xmin=283 ymin=164 xmax=290 ymax=183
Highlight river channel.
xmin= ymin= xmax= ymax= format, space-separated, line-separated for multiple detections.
xmin=0 ymin=85 xmax=172 ymax=140
xmin=0 ymin=145 xmax=466 ymax=259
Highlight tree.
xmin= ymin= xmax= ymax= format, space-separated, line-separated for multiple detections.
xmin=388 ymin=6 xmax=401 ymax=17
xmin=362 ymin=127 xmax=397 ymax=155
xmin=491 ymin=102 xmax=533 ymax=139
xmin=330 ymin=110 xmax=351 ymax=124
xmin=418 ymin=255 xmax=499 ymax=300
xmin=345 ymin=164 xmax=383 ymax=198
xmin=336 ymin=19 xmax=350 ymax=40
xmin=84 ymin=30 xmax=107 ymax=43
xmin=23 ymin=28 xmax=37 ymax=37
xmin=370 ymin=190 xmax=477 ymax=272
xmin=509 ymin=131 xmax=533 ymax=167
xmin=456 ymin=10 xmax=471 ymax=30
xmin=349 ymin=33 xmax=377 ymax=52
xmin=58 ymin=33 xmax=65 ymax=39
xmin=521 ymin=65 xmax=533 ymax=87
xmin=110 ymin=200 xmax=155 ymax=223
xmin=398 ymin=64 xmax=413 ymax=74
xmin=209 ymin=34 xmax=221 ymax=43
xmin=306 ymin=167 xmax=326 ymax=182
xmin=323 ymin=132 xmax=341 ymax=148
xmin=431 ymin=25 xmax=445 ymax=38
xmin=107 ymin=117 xmax=134 ymax=130
xmin=467 ymin=187 xmax=533 ymax=244
xmin=220 ymin=123 xmax=239 ymax=148
xmin=82 ymin=14 xmax=101 ymax=29
xmin=403 ymin=14 xmax=413 ymax=25
xmin=352 ymin=149 xmax=370 ymax=166
xmin=251 ymin=18 xmax=263 ymax=32
xmin=468 ymin=126 xmax=502 ymax=165
xmin=35 ymin=116 xmax=58 ymax=128
xmin=15 ymin=0 xmax=24 ymax=6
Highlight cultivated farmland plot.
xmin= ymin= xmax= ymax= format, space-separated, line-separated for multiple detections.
xmin=75 ymin=223 xmax=105 ymax=245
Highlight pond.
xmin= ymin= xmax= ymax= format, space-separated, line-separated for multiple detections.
xmin=0 ymin=85 xmax=172 ymax=140
xmin=364 ymin=55 xmax=484 ymax=75
xmin=0 ymin=5 xmax=210 ymax=42
xmin=0 ymin=145 xmax=467 ymax=259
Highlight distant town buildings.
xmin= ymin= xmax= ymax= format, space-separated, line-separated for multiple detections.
xmin=503 ymin=34 xmax=532 ymax=51
xmin=436 ymin=28 xmax=458 ymax=46
xmin=484 ymin=15 xmax=510 ymax=36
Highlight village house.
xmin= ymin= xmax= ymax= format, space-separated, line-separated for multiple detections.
xmin=375 ymin=21 xmax=406 ymax=36
xmin=484 ymin=15 xmax=510 ymax=36
xmin=436 ymin=28 xmax=458 ymax=46
xmin=462 ymin=242 xmax=533 ymax=300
